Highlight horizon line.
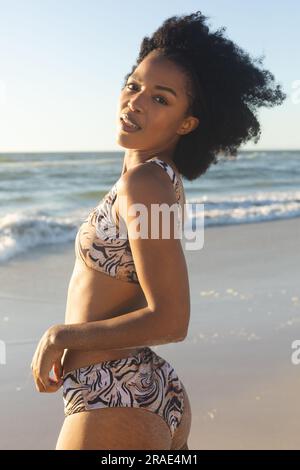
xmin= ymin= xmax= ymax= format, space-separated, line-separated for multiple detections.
xmin=0 ymin=148 xmax=299 ymax=154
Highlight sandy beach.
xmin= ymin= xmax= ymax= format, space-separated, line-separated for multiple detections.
xmin=0 ymin=217 xmax=299 ymax=450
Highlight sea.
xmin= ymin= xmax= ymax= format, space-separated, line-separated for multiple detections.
xmin=0 ymin=150 xmax=299 ymax=262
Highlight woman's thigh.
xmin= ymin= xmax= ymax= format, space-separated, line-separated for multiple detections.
xmin=170 ymin=383 xmax=192 ymax=450
xmin=55 ymin=407 xmax=172 ymax=450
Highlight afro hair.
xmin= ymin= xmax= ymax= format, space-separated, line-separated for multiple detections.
xmin=122 ymin=11 xmax=286 ymax=180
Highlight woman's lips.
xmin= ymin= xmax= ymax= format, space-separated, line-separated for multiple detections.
xmin=119 ymin=117 xmax=142 ymax=133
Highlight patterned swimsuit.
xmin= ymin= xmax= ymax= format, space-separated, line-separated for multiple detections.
xmin=74 ymin=156 xmax=184 ymax=282
xmin=62 ymin=157 xmax=186 ymax=441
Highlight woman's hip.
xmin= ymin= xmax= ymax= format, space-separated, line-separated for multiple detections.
xmin=62 ymin=346 xmax=185 ymax=440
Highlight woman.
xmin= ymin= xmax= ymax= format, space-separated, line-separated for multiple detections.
xmin=31 ymin=11 xmax=285 ymax=450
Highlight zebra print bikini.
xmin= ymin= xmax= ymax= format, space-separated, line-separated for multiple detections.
xmin=74 ymin=156 xmax=183 ymax=283
xmin=62 ymin=346 xmax=185 ymax=440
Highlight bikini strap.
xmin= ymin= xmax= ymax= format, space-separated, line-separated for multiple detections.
xmin=146 ymin=157 xmax=181 ymax=202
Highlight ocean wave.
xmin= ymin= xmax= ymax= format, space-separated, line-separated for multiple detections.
xmin=0 ymin=210 xmax=82 ymax=263
xmin=185 ymin=190 xmax=300 ymax=227
xmin=1 ymin=190 xmax=300 ymax=262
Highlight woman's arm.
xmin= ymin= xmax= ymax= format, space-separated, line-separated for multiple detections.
xmin=51 ymin=304 xmax=186 ymax=352
xmin=31 ymin=304 xmax=186 ymax=393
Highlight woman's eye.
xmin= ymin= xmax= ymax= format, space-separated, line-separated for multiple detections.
xmin=126 ymin=83 xmax=168 ymax=105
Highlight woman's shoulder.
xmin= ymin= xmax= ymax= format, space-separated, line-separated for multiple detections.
xmin=117 ymin=161 xmax=178 ymax=204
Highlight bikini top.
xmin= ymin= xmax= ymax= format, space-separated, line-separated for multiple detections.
xmin=75 ymin=157 xmax=184 ymax=284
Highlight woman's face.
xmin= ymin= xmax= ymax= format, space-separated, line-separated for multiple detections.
xmin=116 ymin=50 xmax=198 ymax=154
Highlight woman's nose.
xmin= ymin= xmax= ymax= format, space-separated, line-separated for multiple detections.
xmin=127 ymin=92 xmax=146 ymax=111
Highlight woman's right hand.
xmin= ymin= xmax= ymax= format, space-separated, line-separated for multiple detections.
xmin=30 ymin=324 xmax=65 ymax=393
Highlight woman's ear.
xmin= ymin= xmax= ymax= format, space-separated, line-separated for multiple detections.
xmin=178 ymin=116 xmax=200 ymax=136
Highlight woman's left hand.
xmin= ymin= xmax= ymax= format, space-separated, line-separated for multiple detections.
xmin=31 ymin=325 xmax=65 ymax=393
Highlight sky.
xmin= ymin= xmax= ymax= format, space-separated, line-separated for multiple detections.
xmin=0 ymin=0 xmax=299 ymax=153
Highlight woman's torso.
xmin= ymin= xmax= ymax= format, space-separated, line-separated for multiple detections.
xmin=61 ymin=157 xmax=185 ymax=375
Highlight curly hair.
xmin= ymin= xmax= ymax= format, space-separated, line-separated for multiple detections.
xmin=121 ymin=11 xmax=286 ymax=181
